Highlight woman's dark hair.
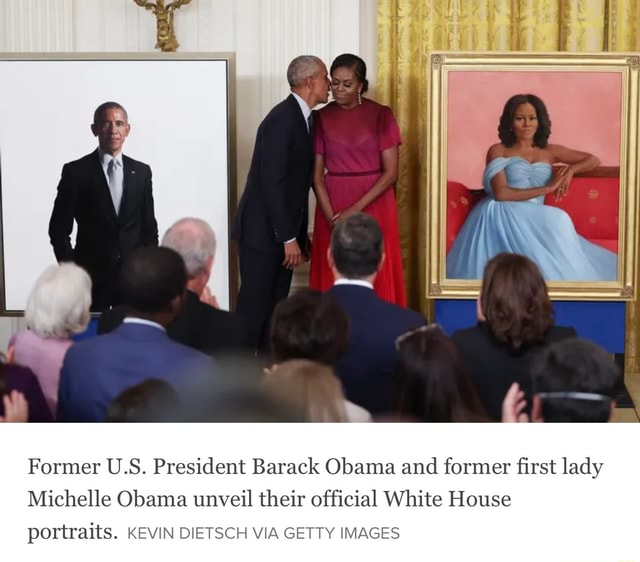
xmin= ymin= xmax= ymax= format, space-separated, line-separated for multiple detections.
xmin=395 ymin=326 xmax=487 ymax=422
xmin=480 ymin=253 xmax=554 ymax=349
xmin=498 ymin=94 xmax=551 ymax=148
xmin=106 ymin=378 xmax=180 ymax=422
xmin=330 ymin=53 xmax=369 ymax=93
xmin=270 ymin=290 xmax=349 ymax=366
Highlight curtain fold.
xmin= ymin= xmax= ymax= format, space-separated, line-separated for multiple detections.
xmin=377 ymin=0 xmax=640 ymax=374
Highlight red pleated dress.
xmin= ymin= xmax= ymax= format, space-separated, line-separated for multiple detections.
xmin=309 ymin=98 xmax=406 ymax=306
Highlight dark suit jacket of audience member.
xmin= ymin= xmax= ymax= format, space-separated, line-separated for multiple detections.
xmin=97 ymin=290 xmax=250 ymax=355
xmin=1 ymin=364 xmax=52 ymax=422
xmin=329 ymin=284 xmax=428 ymax=415
xmin=452 ymin=323 xmax=577 ymax=421
xmin=57 ymin=322 xmax=214 ymax=422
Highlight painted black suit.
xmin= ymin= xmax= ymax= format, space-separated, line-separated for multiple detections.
xmin=48 ymin=149 xmax=158 ymax=312
xmin=233 ymin=94 xmax=314 ymax=350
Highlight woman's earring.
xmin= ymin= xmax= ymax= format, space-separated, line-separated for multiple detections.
xmin=358 ymin=90 xmax=362 ymax=105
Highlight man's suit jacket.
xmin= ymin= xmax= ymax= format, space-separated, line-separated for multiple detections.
xmin=57 ymin=322 xmax=214 ymax=422
xmin=329 ymin=284 xmax=428 ymax=415
xmin=452 ymin=323 xmax=577 ymax=420
xmin=49 ymin=149 xmax=159 ymax=311
xmin=97 ymin=290 xmax=250 ymax=355
xmin=233 ymin=94 xmax=313 ymax=253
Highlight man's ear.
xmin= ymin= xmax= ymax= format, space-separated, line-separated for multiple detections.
xmin=476 ymin=297 xmax=485 ymax=322
xmin=90 ymin=123 xmax=98 ymax=137
xmin=609 ymin=399 xmax=617 ymax=421
xmin=377 ymin=250 xmax=386 ymax=273
xmin=327 ymin=247 xmax=335 ymax=269
xmin=531 ymin=395 xmax=544 ymax=423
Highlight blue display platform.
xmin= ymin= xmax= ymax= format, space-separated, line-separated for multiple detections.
xmin=435 ymin=300 xmax=626 ymax=353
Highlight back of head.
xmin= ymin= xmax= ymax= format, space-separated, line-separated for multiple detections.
xmin=395 ymin=326 xmax=486 ymax=422
xmin=118 ymin=247 xmax=187 ymax=315
xmin=330 ymin=213 xmax=383 ymax=279
xmin=263 ymin=359 xmax=348 ymax=422
xmin=287 ymin=55 xmax=322 ymax=88
xmin=480 ymin=253 xmax=553 ymax=349
xmin=270 ymin=290 xmax=349 ymax=366
xmin=106 ymin=378 xmax=179 ymax=422
xmin=161 ymin=217 xmax=216 ymax=279
xmin=25 ymin=263 xmax=92 ymax=339
xmin=531 ymin=338 xmax=620 ymax=422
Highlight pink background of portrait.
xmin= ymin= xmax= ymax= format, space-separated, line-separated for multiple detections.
xmin=447 ymin=71 xmax=622 ymax=189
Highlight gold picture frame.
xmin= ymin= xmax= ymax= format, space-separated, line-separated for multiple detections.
xmin=426 ymin=51 xmax=639 ymax=301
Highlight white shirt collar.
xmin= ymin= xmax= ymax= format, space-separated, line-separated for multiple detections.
xmin=333 ymin=279 xmax=374 ymax=290
xmin=98 ymin=148 xmax=123 ymax=168
xmin=291 ymin=91 xmax=312 ymax=122
xmin=122 ymin=317 xmax=166 ymax=332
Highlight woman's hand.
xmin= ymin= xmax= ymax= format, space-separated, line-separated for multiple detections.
xmin=0 ymin=390 xmax=29 ymax=423
xmin=331 ymin=206 xmax=360 ymax=225
xmin=553 ymin=165 xmax=574 ymax=201
xmin=501 ymin=383 xmax=529 ymax=423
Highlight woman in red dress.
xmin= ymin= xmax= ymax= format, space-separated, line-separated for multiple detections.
xmin=309 ymin=53 xmax=406 ymax=306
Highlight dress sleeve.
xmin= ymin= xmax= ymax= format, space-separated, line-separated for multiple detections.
xmin=378 ymin=106 xmax=402 ymax=151
xmin=313 ymin=111 xmax=325 ymax=154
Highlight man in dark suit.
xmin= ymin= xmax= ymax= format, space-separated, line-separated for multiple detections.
xmin=98 ymin=217 xmax=249 ymax=354
xmin=327 ymin=213 xmax=427 ymax=415
xmin=49 ymin=101 xmax=158 ymax=312
xmin=233 ymin=55 xmax=330 ymax=352
xmin=57 ymin=247 xmax=213 ymax=422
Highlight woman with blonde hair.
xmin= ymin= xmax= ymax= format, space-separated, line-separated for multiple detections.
xmin=9 ymin=263 xmax=91 ymax=414
xmin=264 ymin=359 xmax=351 ymax=422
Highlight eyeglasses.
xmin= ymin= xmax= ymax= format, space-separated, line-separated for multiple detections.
xmin=394 ymin=323 xmax=446 ymax=350
xmin=537 ymin=391 xmax=612 ymax=403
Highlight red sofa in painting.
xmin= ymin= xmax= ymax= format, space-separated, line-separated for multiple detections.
xmin=446 ymin=168 xmax=619 ymax=254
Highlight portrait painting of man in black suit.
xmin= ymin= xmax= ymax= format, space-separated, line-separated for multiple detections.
xmin=48 ymin=101 xmax=159 ymax=312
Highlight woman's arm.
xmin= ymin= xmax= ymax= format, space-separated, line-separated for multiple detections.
xmin=312 ymin=153 xmax=335 ymax=223
xmin=491 ymin=168 xmax=563 ymax=202
xmin=333 ymin=145 xmax=398 ymax=222
xmin=487 ymin=143 xmax=563 ymax=202
xmin=547 ymin=144 xmax=600 ymax=199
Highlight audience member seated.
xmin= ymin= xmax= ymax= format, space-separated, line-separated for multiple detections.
xmin=530 ymin=338 xmax=620 ymax=422
xmin=327 ymin=213 xmax=427 ymax=415
xmin=268 ymin=289 xmax=370 ymax=422
xmin=9 ymin=263 xmax=91 ymax=414
xmin=265 ymin=359 xmax=360 ymax=422
xmin=0 ymin=359 xmax=52 ymax=422
xmin=106 ymin=378 xmax=180 ymax=422
xmin=452 ymin=253 xmax=576 ymax=421
xmin=394 ymin=325 xmax=487 ymax=422
xmin=57 ymin=247 xmax=214 ymax=422
xmin=98 ymin=217 xmax=249 ymax=355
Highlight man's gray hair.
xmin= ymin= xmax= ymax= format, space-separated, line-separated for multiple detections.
xmin=287 ymin=55 xmax=323 ymax=88
xmin=161 ymin=217 xmax=216 ymax=279
xmin=25 ymin=263 xmax=92 ymax=338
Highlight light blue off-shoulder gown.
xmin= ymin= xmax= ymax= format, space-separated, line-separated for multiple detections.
xmin=446 ymin=156 xmax=617 ymax=281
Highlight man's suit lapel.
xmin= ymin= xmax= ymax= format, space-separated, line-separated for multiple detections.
xmin=287 ymin=94 xmax=314 ymax=155
xmin=89 ymin=149 xmax=118 ymax=224
xmin=118 ymin=155 xmax=136 ymax=223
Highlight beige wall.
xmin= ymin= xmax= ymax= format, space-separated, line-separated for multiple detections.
xmin=0 ymin=0 xmax=377 ymax=348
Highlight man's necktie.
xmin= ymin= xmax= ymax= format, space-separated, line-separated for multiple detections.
xmin=307 ymin=112 xmax=314 ymax=134
xmin=107 ymin=158 xmax=122 ymax=214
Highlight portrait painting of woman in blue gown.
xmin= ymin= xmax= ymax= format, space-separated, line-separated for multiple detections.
xmin=446 ymin=94 xmax=617 ymax=281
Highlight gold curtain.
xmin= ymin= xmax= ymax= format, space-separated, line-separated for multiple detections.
xmin=377 ymin=0 xmax=640 ymax=373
